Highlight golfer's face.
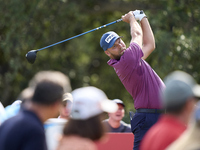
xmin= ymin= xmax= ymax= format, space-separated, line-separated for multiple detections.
xmin=106 ymin=38 xmax=126 ymax=60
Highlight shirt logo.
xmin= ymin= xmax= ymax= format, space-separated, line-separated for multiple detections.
xmin=105 ymin=34 xmax=115 ymax=43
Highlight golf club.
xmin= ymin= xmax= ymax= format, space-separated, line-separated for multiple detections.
xmin=26 ymin=18 xmax=122 ymax=64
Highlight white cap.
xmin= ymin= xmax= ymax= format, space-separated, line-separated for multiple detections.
xmin=71 ymin=86 xmax=118 ymax=120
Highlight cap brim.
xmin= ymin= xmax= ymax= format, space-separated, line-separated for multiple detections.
xmin=63 ymin=93 xmax=73 ymax=102
xmin=117 ymin=103 xmax=125 ymax=107
xmin=100 ymin=99 xmax=118 ymax=113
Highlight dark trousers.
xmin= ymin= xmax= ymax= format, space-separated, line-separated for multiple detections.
xmin=130 ymin=112 xmax=161 ymax=150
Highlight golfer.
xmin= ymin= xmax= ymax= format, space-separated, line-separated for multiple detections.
xmin=100 ymin=10 xmax=165 ymax=150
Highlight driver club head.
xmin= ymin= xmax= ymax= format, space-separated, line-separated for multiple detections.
xmin=26 ymin=50 xmax=38 ymax=64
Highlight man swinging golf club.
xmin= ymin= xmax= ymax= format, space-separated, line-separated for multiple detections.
xmin=100 ymin=10 xmax=165 ymax=150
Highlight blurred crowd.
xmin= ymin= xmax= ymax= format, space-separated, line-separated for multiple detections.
xmin=0 ymin=69 xmax=200 ymax=150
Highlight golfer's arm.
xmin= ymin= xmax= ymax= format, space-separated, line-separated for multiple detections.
xmin=130 ymin=17 xmax=143 ymax=49
xmin=140 ymin=18 xmax=155 ymax=60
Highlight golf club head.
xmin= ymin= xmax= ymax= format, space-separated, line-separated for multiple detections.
xmin=26 ymin=50 xmax=38 ymax=64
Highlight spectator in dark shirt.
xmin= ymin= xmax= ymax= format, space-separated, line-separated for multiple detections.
xmin=0 ymin=80 xmax=64 ymax=150
xmin=103 ymin=99 xmax=131 ymax=132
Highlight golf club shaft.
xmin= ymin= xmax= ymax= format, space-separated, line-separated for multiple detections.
xmin=37 ymin=18 xmax=123 ymax=51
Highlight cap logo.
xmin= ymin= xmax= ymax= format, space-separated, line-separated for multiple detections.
xmin=105 ymin=34 xmax=115 ymax=43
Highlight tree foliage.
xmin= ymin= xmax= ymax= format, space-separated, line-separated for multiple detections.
xmin=0 ymin=0 xmax=200 ymax=122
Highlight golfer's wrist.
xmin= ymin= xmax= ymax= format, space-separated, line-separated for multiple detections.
xmin=140 ymin=16 xmax=147 ymax=21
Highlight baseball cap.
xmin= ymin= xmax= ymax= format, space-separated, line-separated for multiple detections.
xmin=162 ymin=70 xmax=200 ymax=107
xmin=63 ymin=93 xmax=73 ymax=103
xmin=71 ymin=86 xmax=118 ymax=120
xmin=100 ymin=31 xmax=121 ymax=51
xmin=113 ymin=99 xmax=125 ymax=107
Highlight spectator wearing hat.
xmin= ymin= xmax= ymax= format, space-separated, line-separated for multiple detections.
xmin=140 ymin=70 xmax=199 ymax=150
xmin=58 ymin=93 xmax=73 ymax=120
xmin=103 ymin=99 xmax=131 ymax=132
xmin=56 ymin=86 xmax=118 ymax=150
xmin=0 ymin=80 xmax=64 ymax=150
xmin=45 ymin=93 xmax=73 ymax=150
xmin=0 ymin=70 xmax=72 ymax=125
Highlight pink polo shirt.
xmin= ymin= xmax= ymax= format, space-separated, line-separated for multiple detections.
xmin=107 ymin=42 xmax=165 ymax=109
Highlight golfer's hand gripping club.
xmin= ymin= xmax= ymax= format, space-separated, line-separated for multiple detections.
xmin=132 ymin=10 xmax=147 ymax=21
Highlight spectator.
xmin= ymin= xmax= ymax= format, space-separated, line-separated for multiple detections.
xmin=167 ymin=97 xmax=200 ymax=150
xmin=103 ymin=99 xmax=131 ymax=132
xmin=45 ymin=93 xmax=73 ymax=150
xmin=100 ymin=10 xmax=165 ymax=150
xmin=0 ymin=100 xmax=22 ymax=123
xmin=140 ymin=70 xmax=199 ymax=150
xmin=58 ymin=93 xmax=73 ymax=120
xmin=0 ymin=70 xmax=71 ymax=124
xmin=28 ymin=70 xmax=72 ymax=150
xmin=0 ymin=80 xmax=64 ymax=150
xmin=56 ymin=86 xmax=118 ymax=150
xmin=0 ymin=87 xmax=33 ymax=124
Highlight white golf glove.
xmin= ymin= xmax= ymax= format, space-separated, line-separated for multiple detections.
xmin=132 ymin=10 xmax=147 ymax=21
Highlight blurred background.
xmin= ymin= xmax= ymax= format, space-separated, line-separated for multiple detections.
xmin=0 ymin=0 xmax=199 ymax=122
